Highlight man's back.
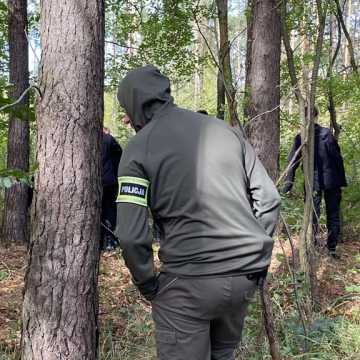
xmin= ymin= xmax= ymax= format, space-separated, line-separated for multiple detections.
xmin=284 ymin=124 xmax=347 ymax=192
xmin=313 ymin=124 xmax=347 ymax=190
xmin=118 ymin=105 xmax=280 ymax=276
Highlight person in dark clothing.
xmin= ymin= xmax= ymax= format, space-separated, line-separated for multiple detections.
xmin=116 ymin=65 xmax=280 ymax=359
xmin=283 ymin=109 xmax=347 ymax=258
xmin=101 ymin=128 xmax=122 ymax=251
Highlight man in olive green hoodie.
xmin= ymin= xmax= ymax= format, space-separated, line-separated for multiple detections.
xmin=116 ymin=65 xmax=280 ymax=360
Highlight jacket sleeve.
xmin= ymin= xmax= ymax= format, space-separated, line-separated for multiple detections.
xmin=115 ymin=143 xmax=158 ymax=301
xmin=243 ymin=139 xmax=281 ymax=237
xmin=283 ymin=134 xmax=302 ymax=193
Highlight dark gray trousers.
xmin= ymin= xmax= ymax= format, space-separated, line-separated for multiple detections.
xmin=151 ymin=274 xmax=258 ymax=360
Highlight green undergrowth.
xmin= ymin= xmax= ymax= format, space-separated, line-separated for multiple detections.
xmin=96 ymin=248 xmax=360 ymax=360
xmin=1 ymin=248 xmax=359 ymax=360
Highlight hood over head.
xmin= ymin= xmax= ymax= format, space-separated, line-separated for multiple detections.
xmin=117 ymin=65 xmax=174 ymax=132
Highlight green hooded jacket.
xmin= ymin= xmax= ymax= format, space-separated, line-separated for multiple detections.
xmin=116 ymin=65 xmax=281 ymax=300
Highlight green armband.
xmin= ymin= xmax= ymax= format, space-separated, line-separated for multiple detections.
xmin=117 ymin=176 xmax=150 ymax=207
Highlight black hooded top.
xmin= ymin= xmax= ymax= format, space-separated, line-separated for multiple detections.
xmin=284 ymin=124 xmax=347 ymax=192
xmin=102 ymin=133 xmax=122 ymax=186
xmin=116 ymin=65 xmax=281 ymax=300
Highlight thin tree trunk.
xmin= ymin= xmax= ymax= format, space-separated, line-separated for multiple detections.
xmin=194 ymin=16 xmax=205 ymax=110
xmin=335 ymin=0 xmax=358 ymax=77
xmin=3 ymin=0 xmax=30 ymax=245
xmin=328 ymin=14 xmax=341 ymax=140
xmin=217 ymin=70 xmax=226 ymax=119
xmin=216 ymin=0 xmax=238 ymax=125
xmin=21 ymin=1 xmax=104 ymax=359
xmin=301 ymin=0 xmax=328 ymax=308
xmin=344 ymin=0 xmax=352 ymax=71
xmin=281 ymin=0 xmax=328 ymax=308
xmin=244 ymin=0 xmax=253 ymax=121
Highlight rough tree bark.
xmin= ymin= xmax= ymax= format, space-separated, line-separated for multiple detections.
xmin=3 ymin=0 xmax=30 ymax=245
xmin=244 ymin=2 xmax=282 ymax=359
xmin=244 ymin=0 xmax=281 ymax=182
xmin=21 ymin=1 xmax=104 ymax=359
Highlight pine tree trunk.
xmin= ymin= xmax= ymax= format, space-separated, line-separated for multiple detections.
xmin=21 ymin=1 xmax=104 ymax=359
xmin=3 ymin=0 xmax=30 ymax=245
xmin=244 ymin=2 xmax=282 ymax=359
xmin=245 ymin=0 xmax=281 ymax=181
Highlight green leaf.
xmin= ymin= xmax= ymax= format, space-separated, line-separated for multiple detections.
xmin=2 ymin=177 xmax=14 ymax=188
xmin=276 ymin=253 xmax=285 ymax=262
xmin=345 ymin=285 xmax=360 ymax=294
xmin=0 ymin=270 xmax=9 ymax=282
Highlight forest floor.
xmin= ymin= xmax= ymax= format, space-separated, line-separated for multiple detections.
xmin=0 ymin=230 xmax=359 ymax=359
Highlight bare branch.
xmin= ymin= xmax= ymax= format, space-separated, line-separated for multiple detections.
xmin=276 ymin=142 xmax=306 ymax=187
xmin=280 ymin=0 xmax=305 ymax=105
xmin=279 ymin=213 xmax=309 ymax=352
xmin=192 ymin=5 xmax=240 ymax=126
xmin=105 ymin=40 xmax=140 ymax=51
xmin=25 ymin=31 xmax=40 ymax=65
xmin=0 ymin=85 xmax=41 ymax=112
xmin=334 ymin=0 xmax=359 ymax=78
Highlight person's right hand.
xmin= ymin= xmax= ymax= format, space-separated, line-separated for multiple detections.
xmin=282 ymin=183 xmax=292 ymax=194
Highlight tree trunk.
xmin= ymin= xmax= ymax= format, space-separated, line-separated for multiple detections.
xmin=244 ymin=0 xmax=253 ymax=120
xmin=217 ymin=69 xmax=226 ymax=119
xmin=216 ymin=0 xmax=238 ymax=125
xmin=216 ymin=0 xmax=226 ymax=120
xmin=244 ymin=2 xmax=282 ymax=359
xmin=3 ymin=0 xmax=30 ymax=245
xmin=328 ymin=14 xmax=341 ymax=140
xmin=344 ymin=0 xmax=352 ymax=71
xmin=303 ymin=0 xmax=328 ymax=308
xmin=244 ymin=0 xmax=281 ymax=181
xmin=194 ymin=18 xmax=205 ymax=111
xmin=21 ymin=1 xmax=104 ymax=359
xmin=336 ymin=0 xmax=358 ymax=79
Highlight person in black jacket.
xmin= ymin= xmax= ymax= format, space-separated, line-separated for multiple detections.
xmin=116 ymin=65 xmax=280 ymax=359
xmin=101 ymin=127 xmax=122 ymax=250
xmin=283 ymin=108 xmax=347 ymax=258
